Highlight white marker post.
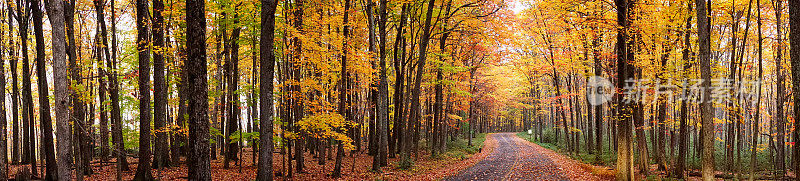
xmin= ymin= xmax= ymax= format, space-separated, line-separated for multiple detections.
xmin=527 ymin=129 xmax=532 ymax=141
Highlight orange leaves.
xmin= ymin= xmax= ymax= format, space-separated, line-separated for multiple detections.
xmin=295 ymin=113 xmax=356 ymax=150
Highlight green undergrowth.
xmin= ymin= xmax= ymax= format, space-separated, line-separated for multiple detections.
xmin=516 ymin=131 xmax=617 ymax=167
xmin=443 ymin=133 xmax=487 ymax=160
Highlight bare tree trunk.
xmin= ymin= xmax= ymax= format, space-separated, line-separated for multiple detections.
xmin=32 ymin=0 xmax=57 ymax=178
xmin=44 ymin=0 xmax=73 ymax=179
xmin=109 ymin=0 xmax=129 ymax=173
xmin=749 ymin=1 xmax=763 ymax=180
xmin=7 ymin=4 xmax=19 ymax=165
xmin=392 ymin=4 xmax=409 ymax=157
xmin=291 ymin=0 xmax=306 ymax=174
xmin=697 ymin=0 xmax=716 ymax=179
xmin=15 ymin=0 xmax=38 ymax=175
xmin=787 ymin=0 xmax=800 ymax=178
xmin=186 ymin=0 xmax=211 ymax=179
xmin=592 ymin=31 xmax=603 ymax=162
xmin=224 ymin=8 xmax=242 ymax=169
xmin=0 ymin=5 xmax=7 ymax=180
xmin=614 ymin=0 xmax=635 ymax=179
xmin=409 ymin=0 xmax=436 ymax=162
xmin=255 ymin=0 xmax=277 ymax=177
xmin=674 ymin=3 xmax=693 ymax=178
xmin=377 ymin=0 xmax=390 ymax=167
xmin=152 ymin=0 xmax=170 ymax=169
xmin=332 ymin=0 xmax=350 ymax=177
xmin=133 ymin=0 xmax=153 ymax=179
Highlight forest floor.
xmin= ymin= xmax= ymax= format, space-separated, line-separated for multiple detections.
xmin=447 ymin=133 xmax=614 ymax=181
xmin=7 ymin=133 xmax=491 ymax=180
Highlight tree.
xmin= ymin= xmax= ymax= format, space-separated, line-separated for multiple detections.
xmin=224 ymin=7 xmax=242 ymax=168
xmin=332 ymin=0 xmax=351 ymax=177
xmin=773 ymin=0 xmax=787 ymax=177
xmin=370 ymin=0 xmax=394 ymax=163
xmin=592 ymin=27 xmax=603 ymax=163
xmin=14 ymin=0 xmax=37 ymax=175
xmin=788 ymin=0 xmax=800 ymax=178
xmin=0 ymin=4 xmax=7 ymax=180
xmin=613 ymin=0 xmax=635 ymax=180
xmin=409 ymin=0 xmax=436 ymax=163
xmin=90 ymin=0 xmax=107 ymax=163
xmin=44 ymin=0 xmax=73 ymax=179
xmin=133 ymin=0 xmax=154 ymax=179
xmin=152 ymin=0 xmax=171 ymax=169
xmin=749 ymin=0 xmax=763 ymax=178
xmin=186 ymin=0 xmax=211 ymax=179
xmin=391 ymin=3 xmax=409 ymax=157
xmin=31 ymin=0 xmax=58 ymax=179
xmin=376 ymin=0 xmax=389 ymax=167
xmin=256 ymin=0 xmax=277 ymax=180
xmin=108 ymin=0 xmax=130 ymax=172
xmin=674 ymin=2 xmax=693 ymax=178
xmin=7 ymin=1 xmax=19 ymax=166
xmin=696 ymin=0 xmax=715 ymax=179
xmin=290 ymin=0 xmax=306 ymax=173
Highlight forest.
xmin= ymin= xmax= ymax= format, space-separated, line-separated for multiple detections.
xmin=0 ymin=0 xmax=799 ymax=180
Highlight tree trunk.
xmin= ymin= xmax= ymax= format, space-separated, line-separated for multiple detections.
xmin=8 ymin=3 xmax=19 ymax=165
xmin=697 ymin=0 xmax=716 ymax=179
xmin=17 ymin=0 xmax=37 ymax=175
xmin=614 ymin=0 xmax=635 ymax=179
xmin=152 ymin=0 xmax=170 ymax=169
xmin=109 ymin=0 xmax=130 ymax=172
xmin=44 ymin=0 xmax=73 ymax=179
xmin=85 ymin=11 xmax=101 ymax=181
xmin=133 ymin=0 xmax=154 ymax=179
xmin=332 ymin=0 xmax=350 ymax=177
xmin=291 ymin=0 xmax=306 ymax=174
xmin=674 ymin=3 xmax=693 ymax=178
xmin=749 ymin=1 xmax=763 ymax=179
xmin=32 ymin=0 xmax=58 ymax=179
xmin=224 ymin=9 xmax=242 ymax=169
xmin=255 ymin=0 xmax=277 ymax=176
xmin=392 ymin=3 xmax=409 ymax=158
xmin=773 ymin=0 xmax=788 ymax=178
xmin=634 ymin=70 xmax=648 ymax=177
xmin=725 ymin=6 xmax=741 ymax=173
xmin=174 ymin=47 xmax=188 ymax=165
xmin=186 ymin=0 xmax=211 ymax=179
xmin=212 ymin=14 xmax=224 ymax=161
xmin=0 ymin=5 xmax=7 ymax=180
xmin=787 ymin=0 xmax=800 ymax=178
xmin=592 ymin=32 xmax=603 ymax=162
